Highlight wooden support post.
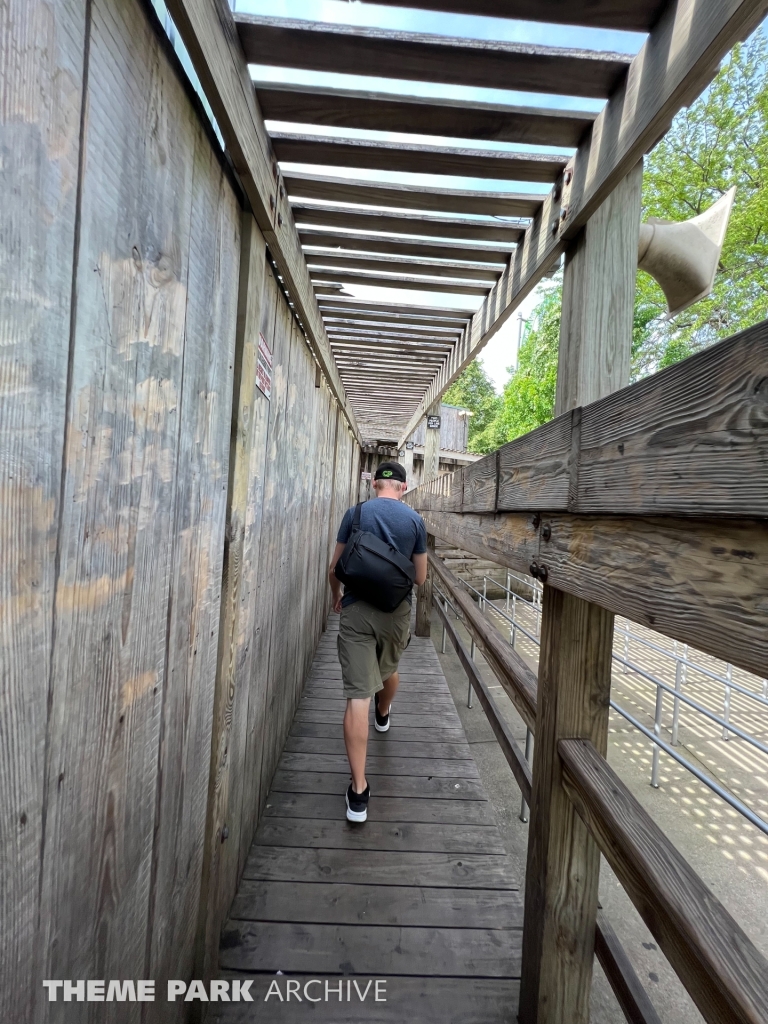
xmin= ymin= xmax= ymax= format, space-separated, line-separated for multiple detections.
xmin=403 ymin=443 xmax=414 ymax=488
xmin=415 ymin=533 xmax=435 ymax=636
xmin=415 ymin=399 xmax=441 ymax=635
xmin=519 ymin=161 xmax=642 ymax=1024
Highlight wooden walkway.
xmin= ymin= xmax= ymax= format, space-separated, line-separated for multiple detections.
xmin=210 ymin=615 xmax=521 ymax=1022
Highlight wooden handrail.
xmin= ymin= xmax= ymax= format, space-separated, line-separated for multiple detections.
xmin=431 ymin=562 xmax=661 ymax=1024
xmin=428 ymin=551 xmax=537 ymax=728
xmin=433 ymin=595 xmax=532 ymax=799
xmin=411 ymin=321 xmax=768 ymax=520
xmin=560 ymin=738 xmax=768 ymax=1024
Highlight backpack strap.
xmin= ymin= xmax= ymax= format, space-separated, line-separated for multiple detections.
xmin=351 ymin=501 xmax=364 ymax=531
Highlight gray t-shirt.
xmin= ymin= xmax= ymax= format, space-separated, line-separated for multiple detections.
xmin=336 ymin=498 xmax=427 ymax=607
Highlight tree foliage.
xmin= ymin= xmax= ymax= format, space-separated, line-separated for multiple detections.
xmin=474 ymin=29 xmax=768 ymax=447
xmin=442 ymin=359 xmax=500 ymax=453
xmin=473 ymin=283 xmax=561 ymax=452
xmin=634 ymin=32 xmax=768 ymax=374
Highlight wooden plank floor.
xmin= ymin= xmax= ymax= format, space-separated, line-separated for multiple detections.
xmin=209 ymin=616 xmax=522 ymax=1022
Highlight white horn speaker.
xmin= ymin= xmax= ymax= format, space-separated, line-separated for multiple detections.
xmin=637 ymin=186 xmax=736 ymax=318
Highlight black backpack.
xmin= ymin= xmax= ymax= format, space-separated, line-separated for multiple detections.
xmin=334 ymin=502 xmax=416 ymax=612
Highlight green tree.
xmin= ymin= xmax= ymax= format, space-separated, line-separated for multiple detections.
xmin=442 ymin=358 xmax=501 ymax=453
xmin=473 ymin=282 xmax=561 ymax=450
xmin=634 ymin=32 xmax=768 ymax=374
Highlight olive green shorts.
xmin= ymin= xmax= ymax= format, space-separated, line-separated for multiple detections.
xmin=337 ymin=598 xmax=412 ymax=700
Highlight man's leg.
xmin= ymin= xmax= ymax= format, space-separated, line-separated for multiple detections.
xmin=376 ymin=670 xmax=399 ymax=717
xmin=343 ymin=697 xmax=370 ymax=794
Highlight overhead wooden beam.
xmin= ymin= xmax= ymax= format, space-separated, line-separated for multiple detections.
xmin=284 ymin=172 xmax=543 ymax=217
xmin=256 ymin=81 xmax=595 ymax=149
xmin=322 ymin=317 xmax=463 ymax=336
xmin=294 ymin=203 xmax=524 ymax=243
xmin=163 ymin=0 xmax=361 ymax=444
xmin=317 ymin=297 xmax=474 ymax=321
xmin=397 ymin=0 xmax=768 ymax=444
xmin=311 ymin=271 xmax=491 ymax=296
xmin=237 ymin=17 xmax=632 ymax=99
xmin=356 ymin=0 xmax=666 ymax=32
xmin=303 ymin=229 xmax=516 ymax=265
xmin=307 ymin=251 xmax=504 ymax=282
xmin=271 ymin=132 xmax=569 ymax=183
xmin=315 ymin=296 xmax=473 ymax=319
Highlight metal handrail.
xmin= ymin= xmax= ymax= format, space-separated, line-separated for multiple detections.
xmin=446 ymin=568 xmax=768 ymax=837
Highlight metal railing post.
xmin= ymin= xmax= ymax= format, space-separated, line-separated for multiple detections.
xmin=519 ymin=729 xmax=534 ymax=822
xmin=511 ymin=594 xmax=517 ymax=649
xmin=467 ymin=637 xmax=475 ymax=708
xmin=505 ymin=571 xmax=511 ymax=613
xmin=671 ymin=642 xmax=687 ymax=746
xmin=482 ymin=576 xmax=487 ymax=613
xmin=722 ymin=663 xmax=733 ymax=740
xmin=651 ymin=684 xmax=664 ymax=787
xmin=440 ymin=597 xmax=447 ymax=653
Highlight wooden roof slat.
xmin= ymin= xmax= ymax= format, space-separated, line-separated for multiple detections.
xmin=323 ymin=316 xmax=462 ymax=335
xmin=345 ymin=0 xmax=666 ymax=32
xmin=237 ymin=16 xmax=632 ymax=99
xmin=329 ymin=335 xmax=456 ymax=350
xmin=316 ymin=297 xmax=474 ymax=320
xmin=284 ymin=172 xmax=543 ymax=217
xmin=307 ymin=251 xmax=504 ymax=282
xmin=295 ymin=203 xmax=524 ymax=243
xmin=303 ymin=229 xmax=516 ymax=264
xmin=332 ymin=344 xmax=451 ymax=358
xmin=311 ymin=271 xmax=492 ymax=296
xmin=271 ymin=132 xmax=569 ymax=182
xmin=256 ymin=81 xmax=596 ymax=149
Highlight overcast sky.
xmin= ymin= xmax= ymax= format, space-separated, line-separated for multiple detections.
xmin=232 ymin=0 xmax=646 ymax=390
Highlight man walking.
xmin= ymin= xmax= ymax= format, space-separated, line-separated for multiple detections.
xmin=328 ymin=462 xmax=428 ymax=822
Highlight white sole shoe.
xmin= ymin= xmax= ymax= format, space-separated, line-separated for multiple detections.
xmin=374 ymin=716 xmax=390 ymax=733
xmin=374 ymin=693 xmax=390 ymax=732
xmin=345 ymin=791 xmax=369 ymax=823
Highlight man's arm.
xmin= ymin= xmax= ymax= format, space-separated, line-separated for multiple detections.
xmin=328 ymin=541 xmax=346 ymax=614
xmin=412 ymin=552 xmax=427 ymax=587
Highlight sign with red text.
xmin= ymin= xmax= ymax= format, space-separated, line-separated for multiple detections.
xmin=257 ymin=333 xmax=272 ymax=399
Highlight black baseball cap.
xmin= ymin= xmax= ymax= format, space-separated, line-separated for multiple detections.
xmin=374 ymin=460 xmax=407 ymax=483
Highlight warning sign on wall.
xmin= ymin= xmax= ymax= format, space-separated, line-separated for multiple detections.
xmin=257 ymin=333 xmax=272 ymax=399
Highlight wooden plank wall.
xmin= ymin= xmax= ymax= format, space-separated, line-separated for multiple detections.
xmin=0 ymin=0 xmax=359 ymax=1020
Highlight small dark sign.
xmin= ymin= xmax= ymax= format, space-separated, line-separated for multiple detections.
xmin=427 ymin=415 xmax=441 ymax=430
xmin=406 ymin=441 xmax=415 ymax=450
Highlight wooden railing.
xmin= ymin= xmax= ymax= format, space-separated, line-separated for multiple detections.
xmin=431 ymin=557 xmax=768 ymax=1024
xmin=407 ymin=322 xmax=768 ymax=1024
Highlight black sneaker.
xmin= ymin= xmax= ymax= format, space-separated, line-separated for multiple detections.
xmin=374 ymin=691 xmax=390 ymax=733
xmin=346 ymin=783 xmax=370 ymax=823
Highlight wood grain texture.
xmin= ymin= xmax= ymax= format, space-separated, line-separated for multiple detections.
xmin=594 ymin=909 xmax=663 ymax=1024
xmin=257 ymin=81 xmax=595 ymax=148
xmin=308 ymin=229 xmax=517 ymax=264
xmin=0 ymin=0 xmax=86 ymax=1014
xmin=219 ymin=920 xmax=520 ymax=976
xmin=271 ymin=131 xmax=567 ymax=183
xmin=194 ymin=213 xmax=266 ymax=984
xmin=238 ymin=17 xmax=631 ymax=99
xmin=147 ymin=123 xmax=240 ymax=1017
xmin=286 ymin=171 xmax=542 ymax=217
xmin=294 ymin=202 xmax=524 ymax=244
xmin=163 ymin=0 xmax=361 ymax=443
xmin=341 ymin=0 xmax=665 ymax=32
xmin=519 ymin=588 xmax=614 ymax=1024
xmin=398 ymin=0 xmax=768 ymax=443
xmin=313 ymin=269 xmax=491 ymax=296
xmin=37 ymin=0 xmax=197 ymax=999
xmin=263 ymin=791 xmax=494 ymax=825
xmin=209 ymin=976 xmax=521 ymax=1024
xmin=497 ymin=412 xmax=573 ymax=511
xmin=409 ymin=317 xmax=768 ymax=518
xmin=243 ymin=844 xmax=516 ymax=888
xmin=561 ymin=739 xmax=768 ymax=1024
xmin=231 ymin=879 xmax=519 ymax=927
xmin=309 ymin=250 xmax=503 ymax=282
xmin=555 ymin=162 xmax=642 ymax=416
